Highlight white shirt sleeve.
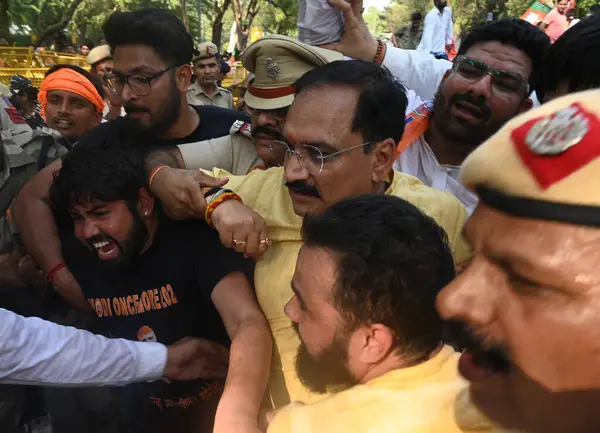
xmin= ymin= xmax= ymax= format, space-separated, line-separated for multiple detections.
xmin=445 ymin=8 xmax=454 ymax=46
xmin=382 ymin=47 xmax=453 ymax=101
xmin=0 ymin=308 xmax=167 ymax=386
xmin=417 ymin=12 xmax=434 ymax=51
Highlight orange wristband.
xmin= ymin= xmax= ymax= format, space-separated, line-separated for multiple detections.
xmin=205 ymin=191 xmax=242 ymax=228
xmin=149 ymin=165 xmax=168 ymax=191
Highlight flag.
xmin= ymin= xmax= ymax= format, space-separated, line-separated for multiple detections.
xmin=521 ymin=0 xmax=553 ymax=26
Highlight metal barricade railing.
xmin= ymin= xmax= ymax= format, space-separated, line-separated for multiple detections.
xmin=0 ymin=48 xmax=87 ymax=87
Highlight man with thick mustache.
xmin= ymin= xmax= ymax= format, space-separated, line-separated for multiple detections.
xmin=171 ymin=34 xmax=342 ymax=172
xmin=324 ymin=1 xmax=550 ymax=213
xmin=11 ymin=8 xmax=250 ymax=312
xmin=437 ymin=88 xmax=600 ymax=433
xmin=149 ymin=60 xmax=471 ymax=407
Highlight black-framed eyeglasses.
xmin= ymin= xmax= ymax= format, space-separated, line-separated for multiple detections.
xmin=271 ymin=140 xmax=371 ymax=175
xmin=452 ymin=56 xmax=530 ymax=97
xmin=103 ymin=65 xmax=177 ymax=96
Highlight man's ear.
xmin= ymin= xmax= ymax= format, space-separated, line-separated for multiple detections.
xmin=175 ymin=64 xmax=193 ymax=92
xmin=356 ymin=323 xmax=396 ymax=365
xmin=371 ymin=138 xmax=396 ymax=184
xmin=94 ymin=109 xmax=103 ymax=125
xmin=137 ymin=187 xmax=156 ymax=217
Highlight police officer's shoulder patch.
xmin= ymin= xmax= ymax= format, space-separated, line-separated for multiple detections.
xmin=231 ymin=120 xmax=252 ymax=138
xmin=4 ymin=106 xmax=26 ymax=125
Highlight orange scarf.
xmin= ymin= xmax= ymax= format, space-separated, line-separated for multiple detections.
xmin=395 ymin=100 xmax=434 ymax=159
xmin=38 ymin=68 xmax=105 ymax=119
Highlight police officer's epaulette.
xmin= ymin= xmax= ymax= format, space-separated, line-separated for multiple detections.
xmin=219 ymin=86 xmax=232 ymax=94
xmin=232 ymin=120 xmax=252 ymax=139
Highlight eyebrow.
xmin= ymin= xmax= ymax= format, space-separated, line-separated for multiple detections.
xmin=291 ymin=280 xmax=308 ymax=307
xmin=113 ymin=66 xmax=155 ymax=75
xmin=296 ymin=140 xmax=339 ymax=153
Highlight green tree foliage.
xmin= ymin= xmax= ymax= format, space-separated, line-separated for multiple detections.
xmin=7 ymin=0 xmax=297 ymax=50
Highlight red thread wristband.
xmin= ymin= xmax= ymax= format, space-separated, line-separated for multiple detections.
xmin=46 ymin=263 xmax=67 ymax=284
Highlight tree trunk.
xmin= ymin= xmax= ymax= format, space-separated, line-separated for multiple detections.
xmin=232 ymin=0 xmax=259 ymax=51
xmin=212 ymin=20 xmax=223 ymax=49
xmin=34 ymin=0 xmax=86 ymax=48
xmin=232 ymin=0 xmax=244 ymax=51
xmin=0 ymin=0 xmax=9 ymax=40
xmin=181 ymin=0 xmax=190 ymax=31
xmin=211 ymin=0 xmax=232 ymax=50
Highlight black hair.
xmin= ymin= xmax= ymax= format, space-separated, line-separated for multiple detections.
xmin=45 ymin=64 xmax=105 ymax=100
xmin=537 ymin=13 xmax=600 ymax=102
xmin=294 ymin=60 xmax=408 ymax=150
xmin=566 ymin=9 xmax=577 ymax=18
xmin=301 ymin=194 xmax=456 ymax=358
xmin=591 ymin=4 xmax=600 ymax=14
xmin=49 ymin=129 xmax=146 ymax=218
xmin=411 ymin=12 xmax=423 ymax=20
xmin=103 ymin=8 xmax=195 ymax=66
xmin=458 ymin=18 xmax=550 ymax=96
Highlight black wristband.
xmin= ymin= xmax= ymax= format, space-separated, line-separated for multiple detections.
xmin=203 ymin=187 xmax=222 ymax=198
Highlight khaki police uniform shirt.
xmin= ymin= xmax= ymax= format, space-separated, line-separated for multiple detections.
xmin=177 ymin=120 xmax=263 ymax=175
xmin=186 ymin=82 xmax=234 ymax=110
xmin=0 ymin=140 xmax=37 ymax=254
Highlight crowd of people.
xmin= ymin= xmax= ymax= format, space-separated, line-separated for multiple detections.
xmin=1 ymin=1 xmax=600 ymax=433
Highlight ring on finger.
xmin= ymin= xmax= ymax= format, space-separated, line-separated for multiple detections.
xmin=259 ymin=238 xmax=272 ymax=247
xmin=233 ymin=239 xmax=246 ymax=247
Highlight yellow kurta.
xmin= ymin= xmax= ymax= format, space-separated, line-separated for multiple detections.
xmin=267 ymin=346 xmax=494 ymax=433
xmin=207 ymin=167 xmax=471 ymax=406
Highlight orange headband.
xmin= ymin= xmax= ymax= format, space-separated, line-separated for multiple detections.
xmin=38 ymin=68 xmax=105 ymax=119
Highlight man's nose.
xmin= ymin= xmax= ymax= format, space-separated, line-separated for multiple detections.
xmin=257 ymin=110 xmax=277 ymax=128
xmin=468 ymin=74 xmax=494 ymax=101
xmin=57 ymin=100 xmax=70 ymax=114
xmin=436 ymin=259 xmax=496 ymax=329
xmin=284 ymin=150 xmax=309 ymax=184
xmin=120 ymin=82 xmax=137 ymax=102
xmin=82 ymin=219 xmax=101 ymax=239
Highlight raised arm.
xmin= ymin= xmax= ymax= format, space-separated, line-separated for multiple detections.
xmin=11 ymin=159 xmax=90 ymax=311
xmin=211 ymin=272 xmax=272 ymax=433
xmin=323 ymin=0 xmax=452 ymax=101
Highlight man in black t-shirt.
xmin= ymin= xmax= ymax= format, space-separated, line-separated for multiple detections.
xmin=101 ymin=9 xmax=249 ymax=142
xmin=11 ymin=8 xmax=252 ymax=317
xmin=48 ymin=137 xmax=271 ymax=433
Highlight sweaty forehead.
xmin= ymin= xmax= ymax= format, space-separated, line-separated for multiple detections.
xmin=467 ymin=204 xmax=600 ymax=280
xmin=195 ymin=58 xmax=218 ymax=66
xmin=47 ymin=89 xmax=91 ymax=104
xmin=464 ymin=41 xmax=533 ymax=80
xmin=284 ymin=86 xmax=359 ymax=147
xmin=113 ymin=44 xmax=167 ymax=73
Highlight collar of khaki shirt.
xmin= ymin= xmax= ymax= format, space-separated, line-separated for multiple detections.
xmin=190 ymin=82 xmax=222 ymax=97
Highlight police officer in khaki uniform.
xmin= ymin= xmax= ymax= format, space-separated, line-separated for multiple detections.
xmin=178 ymin=35 xmax=343 ymax=173
xmin=187 ymin=42 xmax=234 ymax=110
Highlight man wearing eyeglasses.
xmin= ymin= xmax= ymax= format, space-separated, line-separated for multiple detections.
xmin=167 ymin=35 xmax=343 ymax=173
xmin=147 ymin=60 xmax=471 ymax=408
xmin=11 ymin=8 xmax=254 ymax=314
xmin=321 ymin=6 xmax=550 ymax=214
